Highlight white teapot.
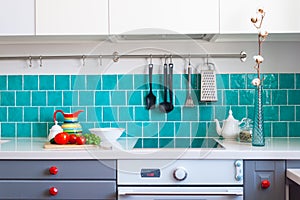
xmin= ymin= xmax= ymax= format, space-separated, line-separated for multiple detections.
xmin=214 ymin=110 xmax=246 ymax=139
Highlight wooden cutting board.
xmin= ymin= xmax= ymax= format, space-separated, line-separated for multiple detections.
xmin=43 ymin=142 xmax=99 ymax=150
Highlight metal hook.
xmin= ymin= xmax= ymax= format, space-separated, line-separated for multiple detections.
xmin=82 ymin=55 xmax=86 ymax=67
xmin=113 ymin=51 xmax=119 ymax=62
xmin=39 ymin=56 xmax=42 ymax=67
xmin=188 ymin=54 xmax=191 ymax=66
xmin=98 ymin=55 xmax=103 ymax=66
xmin=206 ymin=54 xmax=209 ymax=66
xmin=169 ymin=54 xmax=173 ymax=63
xmin=28 ymin=56 xmax=32 ymax=68
xmin=149 ymin=54 xmax=153 ymax=65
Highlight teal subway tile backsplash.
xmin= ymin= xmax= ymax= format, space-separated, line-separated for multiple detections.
xmin=167 ymin=107 xmax=181 ymax=121
xmin=272 ymin=90 xmax=287 ymax=105
xmin=102 ymin=75 xmax=117 ymax=90
xmin=279 ymin=74 xmax=294 ymax=89
xmin=224 ymin=90 xmax=238 ymax=105
xmin=8 ymin=107 xmax=22 ymax=122
xmin=263 ymin=74 xmax=278 ymax=89
xmin=79 ymin=91 xmax=94 ymax=106
xmin=280 ymin=106 xmax=295 ymax=121
xmin=230 ymin=74 xmax=246 ymax=89
xmin=0 ymin=107 xmax=7 ymax=122
xmin=87 ymin=75 xmax=101 ymax=90
xmin=297 ymin=106 xmax=300 ymax=121
xmin=0 ymin=73 xmax=300 ymax=140
xmin=111 ymin=91 xmax=126 ymax=105
xmin=273 ymin=122 xmax=288 ymax=137
xmin=8 ymin=75 xmax=22 ymax=90
xmin=24 ymin=75 xmax=38 ymax=90
xmin=297 ymin=74 xmax=300 ymax=89
xmin=55 ymin=75 xmax=70 ymax=90
xmin=0 ymin=76 xmax=7 ymax=90
xmin=216 ymin=74 xmax=229 ymax=89
xmin=1 ymin=91 xmax=15 ymax=106
xmin=47 ymin=91 xmax=63 ymax=106
xmin=288 ymin=90 xmax=300 ymax=105
xmin=159 ymin=122 xmax=174 ymax=137
xmin=1 ymin=123 xmax=15 ymax=137
xmin=16 ymin=92 xmax=30 ymax=106
xmin=71 ymin=75 xmax=86 ymax=90
xmin=24 ymin=107 xmax=38 ymax=122
xmin=118 ymin=75 xmax=133 ymax=90
xmin=39 ymin=75 xmax=54 ymax=90
xmin=17 ymin=123 xmax=31 ymax=137
xmin=289 ymin=122 xmax=300 ymax=137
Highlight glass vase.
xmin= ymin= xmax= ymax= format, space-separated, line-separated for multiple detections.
xmin=252 ymin=85 xmax=265 ymax=146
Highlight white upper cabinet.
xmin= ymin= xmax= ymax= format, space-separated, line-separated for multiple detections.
xmin=0 ymin=0 xmax=35 ymax=35
xmin=220 ymin=0 xmax=300 ymax=34
xmin=109 ymin=0 xmax=219 ymax=35
xmin=36 ymin=0 xmax=109 ymax=35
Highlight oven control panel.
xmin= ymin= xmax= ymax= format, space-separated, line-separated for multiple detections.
xmin=118 ymin=159 xmax=243 ymax=185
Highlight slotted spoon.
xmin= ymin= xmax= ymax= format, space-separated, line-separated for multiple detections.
xmin=184 ymin=62 xmax=195 ymax=107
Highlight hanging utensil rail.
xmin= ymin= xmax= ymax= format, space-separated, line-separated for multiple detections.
xmin=0 ymin=51 xmax=247 ymax=62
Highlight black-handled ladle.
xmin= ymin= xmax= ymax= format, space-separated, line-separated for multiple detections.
xmin=145 ymin=57 xmax=156 ymax=110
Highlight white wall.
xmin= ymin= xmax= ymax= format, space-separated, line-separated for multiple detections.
xmin=0 ymin=40 xmax=298 ymax=75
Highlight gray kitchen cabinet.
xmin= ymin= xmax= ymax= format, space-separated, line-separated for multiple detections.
xmin=244 ymin=160 xmax=285 ymax=200
xmin=0 ymin=0 xmax=35 ymax=35
xmin=36 ymin=0 xmax=109 ymax=35
xmin=286 ymin=160 xmax=300 ymax=200
xmin=0 ymin=160 xmax=116 ymax=199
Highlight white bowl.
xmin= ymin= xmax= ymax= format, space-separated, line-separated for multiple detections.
xmin=89 ymin=128 xmax=125 ymax=143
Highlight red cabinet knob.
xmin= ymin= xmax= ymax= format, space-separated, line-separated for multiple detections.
xmin=49 ymin=187 xmax=58 ymax=196
xmin=49 ymin=166 xmax=58 ymax=175
xmin=261 ymin=179 xmax=271 ymax=189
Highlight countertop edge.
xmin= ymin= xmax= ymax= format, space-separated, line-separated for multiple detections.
xmin=287 ymin=169 xmax=300 ymax=185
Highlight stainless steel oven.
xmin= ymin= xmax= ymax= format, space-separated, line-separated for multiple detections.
xmin=117 ymin=159 xmax=243 ymax=200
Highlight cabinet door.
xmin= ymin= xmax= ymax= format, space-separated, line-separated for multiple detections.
xmin=244 ymin=160 xmax=285 ymax=200
xmin=0 ymin=0 xmax=34 ymax=35
xmin=110 ymin=0 xmax=219 ymax=35
xmin=36 ymin=0 xmax=109 ymax=35
xmin=220 ymin=0 xmax=300 ymax=34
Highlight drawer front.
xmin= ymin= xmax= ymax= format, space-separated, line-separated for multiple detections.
xmin=0 ymin=160 xmax=116 ymax=179
xmin=0 ymin=180 xmax=116 ymax=199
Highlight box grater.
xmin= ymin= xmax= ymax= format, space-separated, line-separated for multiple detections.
xmin=200 ymin=65 xmax=218 ymax=102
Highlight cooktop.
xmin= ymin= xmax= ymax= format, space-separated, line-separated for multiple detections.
xmin=132 ymin=138 xmax=224 ymax=149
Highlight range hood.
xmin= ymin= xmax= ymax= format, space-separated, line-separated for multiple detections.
xmin=108 ymin=34 xmax=216 ymax=42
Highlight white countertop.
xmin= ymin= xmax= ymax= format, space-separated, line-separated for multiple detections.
xmin=0 ymin=137 xmax=300 ymax=160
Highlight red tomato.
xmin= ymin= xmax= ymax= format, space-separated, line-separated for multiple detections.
xmin=54 ymin=132 xmax=69 ymax=145
xmin=68 ymin=134 xmax=77 ymax=144
xmin=76 ymin=135 xmax=86 ymax=145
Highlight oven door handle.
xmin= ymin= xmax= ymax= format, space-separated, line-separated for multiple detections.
xmin=118 ymin=190 xmax=243 ymax=196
